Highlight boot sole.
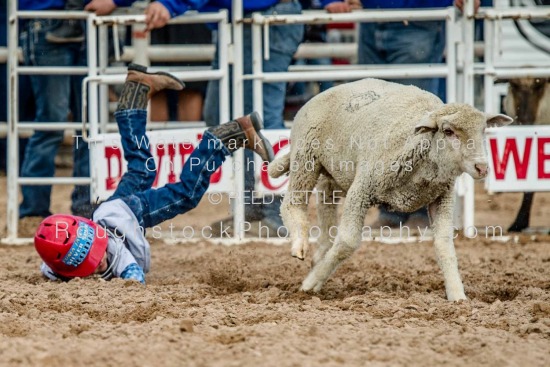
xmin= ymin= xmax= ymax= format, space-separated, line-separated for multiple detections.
xmin=127 ymin=63 xmax=186 ymax=90
xmin=249 ymin=111 xmax=275 ymax=163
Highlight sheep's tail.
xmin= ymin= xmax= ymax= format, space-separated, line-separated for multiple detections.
xmin=268 ymin=153 xmax=291 ymax=178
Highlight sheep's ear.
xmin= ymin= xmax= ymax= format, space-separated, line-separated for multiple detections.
xmin=414 ymin=113 xmax=438 ymax=134
xmin=486 ymin=113 xmax=513 ymax=127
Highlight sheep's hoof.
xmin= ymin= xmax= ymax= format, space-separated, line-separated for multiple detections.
xmin=300 ymin=282 xmax=323 ymax=293
xmin=301 ymin=274 xmax=324 ymax=293
xmin=447 ymin=293 xmax=467 ymax=302
xmin=291 ymin=239 xmax=309 ymax=260
xmin=291 ymin=253 xmax=305 ymax=261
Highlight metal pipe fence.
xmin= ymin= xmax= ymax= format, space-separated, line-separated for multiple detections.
xmin=3 ymin=1 xmax=550 ymax=243
xmin=4 ymin=8 xmax=231 ymax=242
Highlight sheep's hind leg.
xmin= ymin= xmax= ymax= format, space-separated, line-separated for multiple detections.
xmin=312 ymin=175 xmax=342 ymax=267
xmin=301 ymin=179 xmax=371 ymax=292
xmin=281 ymin=154 xmax=321 ymax=260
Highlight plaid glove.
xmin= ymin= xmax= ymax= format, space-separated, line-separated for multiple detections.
xmin=120 ymin=263 xmax=145 ymax=284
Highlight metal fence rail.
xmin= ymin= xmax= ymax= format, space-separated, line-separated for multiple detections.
xmin=3 ymin=1 xmax=550 ymax=243
xmin=4 ymin=7 xmax=231 ymax=243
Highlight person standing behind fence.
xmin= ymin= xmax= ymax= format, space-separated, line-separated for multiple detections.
xmin=145 ymin=0 xmax=336 ymax=237
xmin=149 ymin=23 xmax=212 ymax=123
xmin=17 ymin=0 xmax=135 ymax=224
xmin=286 ymin=0 xmax=334 ymax=110
xmin=325 ymin=0 xmax=480 ymax=229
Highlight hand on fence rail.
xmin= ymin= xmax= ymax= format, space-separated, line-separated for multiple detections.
xmin=84 ymin=0 xmax=117 ymax=16
xmin=325 ymin=0 xmax=363 ymax=13
xmin=144 ymin=2 xmax=171 ymax=31
xmin=454 ymin=0 xmax=481 ymax=13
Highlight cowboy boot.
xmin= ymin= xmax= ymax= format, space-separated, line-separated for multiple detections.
xmin=117 ymin=63 xmax=185 ymax=111
xmin=207 ymin=111 xmax=275 ymax=163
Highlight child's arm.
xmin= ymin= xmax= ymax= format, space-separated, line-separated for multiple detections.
xmin=40 ymin=262 xmax=62 ymax=281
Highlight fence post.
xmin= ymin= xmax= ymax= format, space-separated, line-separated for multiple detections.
xmin=462 ymin=0 xmax=477 ymax=237
xmin=6 ymin=0 xmax=19 ymax=242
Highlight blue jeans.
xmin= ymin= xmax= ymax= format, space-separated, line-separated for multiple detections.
xmin=358 ymin=21 xmax=446 ymax=96
xmin=110 ymin=109 xmax=229 ymax=228
xmin=289 ymin=58 xmax=333 ymax=98
xmin=18 ymin=19 xmax=90 ymax=218
xmin=203 ymin=1 xmax=303 ymax=221
xmin=358 ymin=21 xmax=445 ymax=224
xmin=203 ymin=1 xmax=304 ymax=129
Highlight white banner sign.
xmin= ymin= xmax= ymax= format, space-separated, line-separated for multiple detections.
xmin=485 ymin=126 xmax=550 ymax=192
xmin=91 ymin=126 xmax=550 ymax=199
xmin=90 ymin=128 xmax=291 ymax=201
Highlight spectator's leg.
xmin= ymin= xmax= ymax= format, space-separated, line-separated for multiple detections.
xmin=19 ymin=19 xmax=73 ymax=218
xmin=311 ymin=57 xmax=334 ymax=93
xmin=70 ymin=44 xmax=92 ymax=216
xmin=357 ymin=23 xmax=385 ymax=66
xmin=244 ymin=2 xmax=303 ymax=233
xmin=203 ymin=30 xmax=221 ymax=128
xmin=384 ymin=21 xmax=446 ymax=95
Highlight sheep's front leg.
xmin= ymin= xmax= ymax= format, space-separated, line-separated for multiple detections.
xmin=429 ymin=188 xmax=467 ymax=301
xmin=301 ymin=179 xmax=370 ymax=292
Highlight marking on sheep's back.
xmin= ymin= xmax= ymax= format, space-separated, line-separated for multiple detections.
xmin=344 ymin=91 xmax=381 ymax=113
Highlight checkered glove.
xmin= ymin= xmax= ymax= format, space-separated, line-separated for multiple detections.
xmin=120 ymin=263 xmax=145 ymax=284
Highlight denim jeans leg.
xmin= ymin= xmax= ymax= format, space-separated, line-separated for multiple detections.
xmin=71 ymin=135 xmax=91 ymax=215
xmin=19 ymin=19 xmax=90 ymax=217
xmin=203 ymin=49 xmax=221 ymax=127
xmin=20 ymin=130 xmax=65 ymax=218
xmin=382 ymin=22 xmax=445 ymax=95
xmin=70 ymin=44 xmax=92 ymax=215
xmin=109 ymin=109 xmax=155 ymax=201
xmin=127 ymin=131 xmax=229 ymax=228
xmin=19 ymin=21 xmax=72 ymax=217
xmin=254 ymin=2 xmax=303 ymax=218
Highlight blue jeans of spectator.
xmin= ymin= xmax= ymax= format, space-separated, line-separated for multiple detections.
xmin=18 ymin=19 xmax=90 ymax=218
xmin=290 ymin=58 xmax=333 ymax=98
xmin=203 ymin=0 xmax=303 ymax=221
xmin=110 ymin=109 xmax=229 ymax=228
xmin=358 ymin=21 xmax=446 ymax=225
xmin=358 ymin=21 xmax=445 ymax=95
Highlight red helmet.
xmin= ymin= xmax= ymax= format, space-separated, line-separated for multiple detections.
xmin=34 ymin=214 xmax=108 ymax=278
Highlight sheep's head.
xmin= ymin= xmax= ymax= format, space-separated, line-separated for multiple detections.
xmin=414 ymin=103 xmax=513 ymax=179
xmin=503 ymin=78 xmax=549 ymax=125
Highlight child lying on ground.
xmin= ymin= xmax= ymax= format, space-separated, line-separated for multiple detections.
xmin=34 ymin=63 xmax=274 ymax=284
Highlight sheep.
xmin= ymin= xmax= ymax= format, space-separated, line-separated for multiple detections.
xmin=502 ymin=78 xmax=550 ymax=232
xmin=269 ymin=78 xmax=513 ymax=301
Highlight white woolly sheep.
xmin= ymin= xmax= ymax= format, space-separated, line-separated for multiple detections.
xmin=503 ymin=78 xmax=550 ymax=232
xmin=269 ymin=78 xmax=513 ymax=301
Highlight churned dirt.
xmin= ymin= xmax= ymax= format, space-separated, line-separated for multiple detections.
xmin=1 ymin=173 xmax=550 ymax=366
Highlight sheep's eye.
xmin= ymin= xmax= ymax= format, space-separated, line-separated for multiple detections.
xmin=443 ymin=129 xmax=455 ymax=137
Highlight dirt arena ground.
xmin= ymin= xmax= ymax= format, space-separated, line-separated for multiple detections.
xmin=0 ymin=173 xmax=549 ymax=366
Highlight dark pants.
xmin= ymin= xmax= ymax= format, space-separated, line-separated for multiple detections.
xmin=18 ymin=19 xmax=90 ymax=218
